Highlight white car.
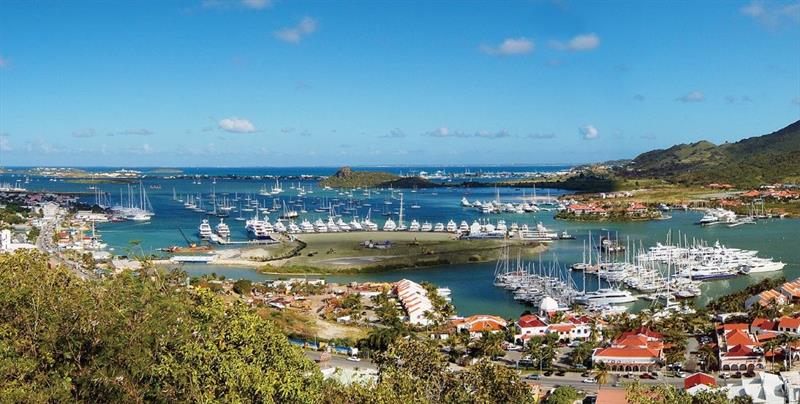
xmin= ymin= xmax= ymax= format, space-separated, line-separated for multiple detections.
xmin=582 ymin=378 xmax=597 ymax=384
xmin=346 ymin=356 xmax=361 ymax=362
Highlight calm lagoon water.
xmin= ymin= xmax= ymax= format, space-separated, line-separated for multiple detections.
xmin=6 ymin=167 xmax=798 ymax=318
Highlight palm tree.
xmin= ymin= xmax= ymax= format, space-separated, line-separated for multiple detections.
xmin=697 ymin=344 xmax=719 ymax=371
xmin=593 ymin=361 xmax=610 ymax=386
xmin=763 ymin=339 xmax=779 ymax=371
xmin=779 ymin=333 xmax=800 ymax=370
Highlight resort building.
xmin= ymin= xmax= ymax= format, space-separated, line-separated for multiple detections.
xmin=716 ymin=324 xmax=766 ymax=373
xmin=393 ymin=279 xmax=434 ymax=326
xmin=778 ymin=317 xmax=800 ymax=334
xmin=726 ymin=372 xmax=786 ymax=403
xmin=746 ymin=279 xmax=800 ymax=309
xmin=452 ymin=315 xmax=507 ymax=339
xmin=591 ymin=327 xmax=664 ymax=372
xmin=684 ymin=372 xmax=717 ymax=396
xmin=515 ymin=314 xmax=549 ymax=341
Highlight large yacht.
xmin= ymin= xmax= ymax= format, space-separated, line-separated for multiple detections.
xmin=740 ymin=259 xmax=786 ymax=274
xmin=383 ymin=218 xmax=397 ymax=231
xmin=408 ymin=220 xmax=421 ymax=231
xmin=198 ymin=219 xmax=214 ymax=239
xmin=518 ymin=222 xmax=558 ymax=241
xmin=575 ymin=288 xmax=636 ymax=306
xmin=434 ymin=222 xmax=445 ymax=232
xmin=445 ymin=220 xmax=457 ymax=233
xmin=245 ymin=213 xmax=271 ymax=239
xmin=215 ymin=219 xmax=230 ymax=240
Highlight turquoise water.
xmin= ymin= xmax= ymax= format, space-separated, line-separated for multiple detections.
xmin=6 ymin=167 xmax=799 ymax=319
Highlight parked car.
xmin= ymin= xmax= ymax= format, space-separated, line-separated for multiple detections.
xmin=677 ymin=371 xmax=688 ymax=378
xmin=640 ymin=373 xmax=652 ymax=379
xmin=555 ymin=371 xmax=566 ymax=376
xmin=525 ymin=374 xmax=541 ymax=380
xmin=544 ymin=371 xmax=553 ymax=376
xmin=582 ymin=378 xmax=597 ymax=384
xmin=346 ymin=356 xmax=361 ymax=362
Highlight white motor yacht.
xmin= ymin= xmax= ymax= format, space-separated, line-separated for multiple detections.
xmin=421 ymin=222 xmax=433 ymax=232
xmin=434 ymin=222 xmax=445 ymax=232
xmin=383 ymin=218 xmax=397 ymax=231
xmin=445 ymin=220 xmax=457 ymax=233
xmin=198 ymin=219 xmax=214 ymax=239
xmin=575 ymin=288 xmax=636 ymax=306
xmin=215 ymin=219 xmax=230 ymax=239
xmin=409 ymin=220 xmax=421 ymax=231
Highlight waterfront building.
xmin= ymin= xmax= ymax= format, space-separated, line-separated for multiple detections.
xmin=451 ymin=315 xmax=507 ymax=339
xmin=515 ymin=314 xmax=549 ymax=342
xmin=716 ymin=323 xmax=765 ymax=373
xmin=684 ymin=372 xmax=717 ymax=396
xmin=726 ymin=372 xmax=785 ymax=403
xmin=591 ymin=327 xmax=664 ymax=372
xmin=393 ymin=279 xmax=434 ymax=326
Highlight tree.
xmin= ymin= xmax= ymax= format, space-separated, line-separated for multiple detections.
xmin=0 ymin=251 xmax=323 ymax=402
xmin=545 ymin=386 xmax=578 ymax=404
xmin=697 ymin=344 xmax=719 ymax=371
xmin=232 ymin=279 xmax=253 ymax=295
xmin=593 ymin=361 xmax=610 ymax=386
xmin=474 ymin=331 xmax=505 ymax=359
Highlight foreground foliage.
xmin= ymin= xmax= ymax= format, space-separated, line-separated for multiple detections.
xmin=0 ymin=251 xmax=536 ymax=403
xmin=0 ymin=251 xmax=321 ymax=402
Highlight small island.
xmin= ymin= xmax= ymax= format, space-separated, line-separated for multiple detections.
xmin=318 ymin=166 xmax=436 ymax=189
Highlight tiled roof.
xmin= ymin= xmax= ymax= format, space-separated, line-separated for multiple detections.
xmin=779 ymin=316 xmax=800 ymax=330
xmin=725 ymin=329 xmax=758 ymax=347
xmin=684 ymin=372 xmax=716 ymax=389
xmin=518 ymin=314 xmax=547 ymax=328
xmin=594 ymin=347 xmax=660 ymax=359
xmin=723 ymin=344 xmax=761 ymax=358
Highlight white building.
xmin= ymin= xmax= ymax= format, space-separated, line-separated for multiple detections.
xmin=0 ymin=229 xmax=36 ymax=252
xmin=394 ymin=279 xmax=434 ymax=326
xmin=725 ymin=372 xmax=786 ymax=403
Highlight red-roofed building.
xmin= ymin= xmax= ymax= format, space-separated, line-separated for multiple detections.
xmin=751 ymin=318 xmax=776 ymax=334
xmin=452 ymin=314 xmax=507 ymax=339
xmin=684 ymin=372 xmax=717 ymax=390
xmin=717 ymin=323 xmax=765 ymax=373
xmin=515 ymin=314 xmax=549 ymax=341
xmin=778 ymin=316 xmax=800 ymax=334
xmin=745 ymin=289 xmax=788 ymax=309
xmin=592 ymin=328 xmax=664 ymax=372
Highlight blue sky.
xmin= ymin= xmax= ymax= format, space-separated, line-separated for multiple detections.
xmin=0 ymin=0 xmax=799 ymax=167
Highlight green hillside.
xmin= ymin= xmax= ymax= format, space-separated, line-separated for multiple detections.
xmin=319 ymin=167 xmax=435 ymax=188
xmin=622 ymin=120 xmax=800 ymax=186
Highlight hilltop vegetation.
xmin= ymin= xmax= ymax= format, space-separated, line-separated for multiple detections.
xmin=621 ymin=120 xmax=800 ymax=186
xmin=319 ymin=166 xmax=436 ymax=188
xmin=0 ymin=251 xmax=536 ymax=403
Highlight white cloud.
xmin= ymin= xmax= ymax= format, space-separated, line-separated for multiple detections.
xmin=480 ymin=37 xmax=535 ymax=56
xmin=218 ymin=117 xmax=257 ymax=133
xmin=525 ymin=133 xmax=556 ymax=139
xmin=423 ymin=127 xmax=512 ymax=139
xmin=109 ymin=128 xmax=153 ymax=136
xmin=741 ymin=0 xmax=800 ymax=28
xmin=72 ymin=128 xmax=97 ymax=138
xmin=274 ymin=17 xmax=318 ymax=44
xmin=580 ymin=125 xmax=599 ymax=140
xmin=474 ymin=129 xmax=510 ymax=139
xmin=201 ymin=0 xmax=272 ymax=10
xmin=129 ymin=143 xmax=155 ymax=154
xmin=241 ymin=0 xmax=271 ymax=9
xmin=0 ymin=133 xmax=10 ymax=152
xmin=380 ymin=128 xmax=406 ymax=138
xmin=550 ymin=33 xmax=600 ymax=51
xmin=676 ymin=90 xmax=705 ymax=103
